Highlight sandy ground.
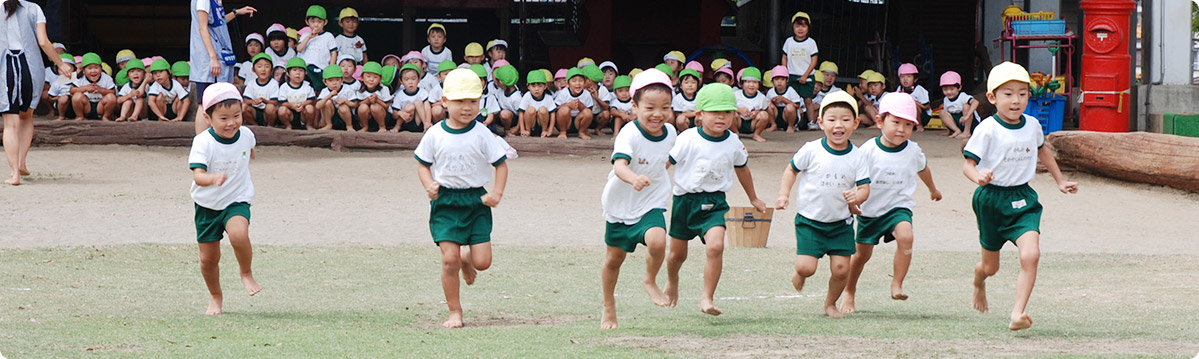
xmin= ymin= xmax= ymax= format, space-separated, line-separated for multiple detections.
xmin=1 ymin=126 xmax=1196 ymax=254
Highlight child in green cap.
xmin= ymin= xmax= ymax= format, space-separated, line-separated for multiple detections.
xmin=171 ymin=61 xmax=191 ymax=89
xmin=390 ymin=63 xmax=432 ymax=132
xmin=428 ymin=60 xmax=456 ymax=125
xmin=273 ymin=57 xmax=316 ymax=129
xmin=553 ymin=68 xmax=596 ymax=139
xmin=296 ymin=5 xmax=339 ymax=92
xmin=242 ymin=53 xmax=280 ymax=127
xmin=317 ymin=63 xmax=355 ymax=131
xmin=48 ymin=54 xmax=77 ymax=121
xmin=147 ymin=59 xmax=189 ymax=123
xmin=734 ymin=66 xmax=771 ymax=143
xmin=607 ymin=75 xmax=634 ymax=137
xmin=353 ymin=61 xmax=392 ymax=132
xmin=68 ymin=53 xmax=118 ymax=121
xmin=491 ymin=65 xmax=522 ymax=136
xmin=665 ymin=82 xmax=768 ymax=316
xmin=114 ymin=59 xmax=148 ymax=122
xmin=518 ymin=69 xmax=555 ymax=137
xmin=581 ymin=64 xmax=612 ymax=137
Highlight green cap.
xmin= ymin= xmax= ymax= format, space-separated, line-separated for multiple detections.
xmin=114 ymin=68 xmax=130 ymax=87
xmin=696 ymin=83 xmax=737 ymax=112
xmin=306 ymin=5 xmax=327 ymax=19
xmin=582 ymin=64 xmax=603 ymax=82
xmin=124 ymin=58 xmax=145 ymax=71
xmin=381 ymin=65 xmax=396 ymax=86
xmin=679 ymin=69 xmax=700 ymax=81
xmin=494 ymin=65 xmax=518 ymax=86
xmin=399 ymin=63 xmax=421 ymax=76
xmin=81 ymin=52 xmax=102 ymax=68
xmin=740 ymin=66 xmax=762 ymax=82
xmin=286 ymin=57 xmax=307 ymax=70
xmin=526 ymin=69 xmax=547 ymax=84
xmin=437 ymin=60 xmax=457 ymax=73
xmin=60 ymin=53 xmax=75 ymax=63
xmin=251 ymin=53 xmax=273 ymax=66
xmin=361 ymin=61 xmax=383 ymax=76
xmin=149 ymin=58 xmax=170 ymax=72
xmin=171 ymin=61 xmax=190 ymax=77
xmin=322 ymin=64 xmax=344 ymax=79
xmin=469 ymin=64 xmax=487 ymax=78
xmin=613 ymin=75 xmax=632 ymax=89
xmin=566 ymin=67 xmax=584 ymax=80
xmin=654 ymin=63 xmax=674 ymax=78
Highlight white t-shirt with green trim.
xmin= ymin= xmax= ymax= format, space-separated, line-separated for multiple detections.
xmin=859 ymin=137 xmax=926 ymax=217
xmin=782 ymin=36 xmax=818 ymax=76
xmin=71 ymin=73 xmax=117 ymax=102
xmin=672 ymin=92 xmax=697 ymax=113
xmin=735 ymin=88 xmax=770 ymax=111
xmin=668 ymin=128 xmax=749 ymax=195
xmin=609 ymin=97 xmax=633 ymax=114
xmin=147 ymin=79 xmax=188 ymax=104
xmin=520 ymin=92 xmax=555 ymax=112
xmin=789 ymin=138 xmax=872 ymax=222
xmin=962 ymin=114 xmax=1044 ymax=187
xmin=554 ymin=88 xmax=595 ymax=117
xmin=189 ymin=127 xmax=256 ymax=211
xmin=766 ymin=87 xmax=802 ymax=109
xmin=273 ymin=81 xmax=316 ymax=105
xmin=242 ymin=78 xmax=279 ymax=110
xmin=354 ymin=84 xmax=392 ymax=102
xmin=297 ymin=32 xmax=338 ymax=67
xmin=413 ymin=121 xmax=508 ymax=189
xmin=602 ymin=121 xmax=677 ymax=224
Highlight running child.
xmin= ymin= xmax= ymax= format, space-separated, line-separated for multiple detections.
xmin=607 ymin=75 xmax=635 ymax=138
xmin=146 ymin=59 xmax=188 ymax=122
xmin=733 ymin=67 xmax=771 ymax=142
xmin=354 ymin=61 xmax=391 ymax=132
xmin=519 ymin=69 xmax=555 ymax=137
xmin=938 ymin=71 xmax=980 ymax=138
xmin=391 ymin=63 xmax=432 ymax=132
xmin=672 ymin=68 xmax=701 ymax=131
xmin=766 ymin=65 xmax=803 ymax=133
xmin=188 ymin=82 xmax=263 ymax=315
xmin=841 ymin=92 xmax=943 ymax=314
xmin=415 ymin=68 xmax=510 ymax=329
xmin=316 ymin=64 xmax=355 ymax=130
xmin=114 ymin=59 xmax=148 ymax=122
xmin=963 ymin=62 xmax=1077 ymax=331
xmin=896 ymin=63 xmax=930 ymax=131
xmin=665 ymin=82 xmax=769 ymax=315
xmin=781 ymin=11 xmax=819 ymax=131
xmin=242 ymin=53 xmax=279 ymax=127
xmin=775 ymin=91 xmax=871 ymax=318
xmin=273 ymin=57 xmax=316 ymax=130
xmin=554 ymin=68 xmax=596 ymax=140
xmin=68 ymin=53 xmax=117 ymax=121
xmin=600 ymin=69 xmax=677 ymax=329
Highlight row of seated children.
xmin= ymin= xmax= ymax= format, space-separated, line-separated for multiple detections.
xmin=41 ymin=48 xmax=194 ymax=123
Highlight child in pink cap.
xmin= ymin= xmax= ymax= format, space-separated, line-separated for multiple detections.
xmin=841 ymin=92 xmax=943 ymax=315
xmin=713 ymin=67 xmax=735 ymax=87
xmin=766 ymin=65 xmax=803 ymax=133
xmin=552 ymin=68 xmax=568 ymax=97
xmin=937 ymin=70 xmax=980 ymax=138
xmin=895 ymin=63 xmax=930 ymax=131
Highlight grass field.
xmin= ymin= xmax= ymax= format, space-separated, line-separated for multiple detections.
xmin=2 ymin=243 xmax=1197 ymax=358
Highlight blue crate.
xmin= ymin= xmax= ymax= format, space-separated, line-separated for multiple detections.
xmin=1011 ymin=20 xmax=1066 ymax=36
xmin=1024 ymin=94 xmax=1065 ymax=134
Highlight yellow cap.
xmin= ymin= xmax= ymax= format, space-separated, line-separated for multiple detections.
xmin=866 ymin=72 xmax=885 ymax=83
xmin=115 ymin=49 xmax=137 ymax=63
xmin=858 ymin=69 xmax=874 ymax=79
xmin=813 ymin=70 xmax=825 ymax=83
xmin=987 ymin=61 xmax=1031 ymax=94
xmin=443 ymin=68 xmax=483 ymax=100
xmin=576 ymin=57 xmax=595 ymax=68
xmin=818 ymin=91 xmax=859 ymax=118
xmin=792 ymin=11 xmax=811 ymax=24
xmin=818 ymin=61 xmax=838 ymax=74
xmin=629 ymin=68 xmax=643 ymax=78
xmin=665 ymin=51 xmax=685 ymax=63
xmin=286 ymin=27 xmax=299 ymax=40
xmin=339 ymin=7 xmax=359 ymax=19
xmin=101 ymin=62 xmax=113 ymax=76
xmin=710 ymin=58 xmax=730 ymax=71
xmin=427 ymin=23 xmax=445 ymax=35
xmin=463 ymin=42 xmax=484 ymax=57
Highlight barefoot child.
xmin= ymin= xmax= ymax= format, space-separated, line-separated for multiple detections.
xmin=607 ymin=75 xmax=635 ymax=138
xmin=48 ymin=54 xmax=76 ymax=121
xmin=841 ymin=92 xmax=943 ymax=314
xmin=937 ymin=71 xmax=979 ymax=138
xmin=963 ymin=62 xmax=1077 ymax=331
xmin=782 ymin=11 xmax=819 ymax=132
xmin=491 ymin=64 xmax=522 ymax=136
xmin=775 ymin=91 xmax=871 ymax=318
xmin=391 ymin=63 xmax=431 ymax=132
xmin=896 ymin=63 xmax=930 ymax=131
xmin=766 ymin=65 xmax=803 ymax=133
xmin=672 ymin=69 xmax=701 ymax=131
xmin=69 ymin=53 xmax=117 ymax=121
xmin=600 ymin=69 xmax=676 ymax=329
xmin=114 ymin=59 xmax=148 ymax=122
xmin=519 ymin=69 xmax=555 ymax=137
xmin=354 ymin=61 xmax=392 ymax=132
xmin=273 ymin=58 xmax=316 ymax=130
xmin=316 ymin=64 xmax=354 ymax=130
xmin=188 ymin=83 xmax=263 ymax=315
xmin=733 ymin=67 xmax=771 ymax=142
xmin=242 ymin=54 xmax=280 ymax=127
xmin=665 ymin=82 xmax=769 ymax=316
xmin=415 ymin=68 xmax=510 ymax=328
xmin=554 ymin=68 xmax=596 ymax=139
xmin=146 ymin=59 xmax=189 ymax=122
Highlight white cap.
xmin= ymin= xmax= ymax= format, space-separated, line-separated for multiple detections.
xmin=599 ymin=61 xmax=618 ymax=73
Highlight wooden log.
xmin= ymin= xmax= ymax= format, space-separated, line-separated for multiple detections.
xmin=1047 ymin=131 xmax=1199 ymax=192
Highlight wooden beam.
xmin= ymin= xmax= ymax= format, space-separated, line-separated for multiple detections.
xmin=1046 ymin=131 xmax=1199 ymax=192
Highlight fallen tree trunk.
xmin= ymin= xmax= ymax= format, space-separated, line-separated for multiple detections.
xmin=1047 ymin=131 xmax=1199 ymax=192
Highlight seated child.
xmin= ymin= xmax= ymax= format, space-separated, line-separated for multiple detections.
xmin=483 ymin=39 xmax=508 ymax=82
xmin=765 ymin=65 xmax=803 ymax=133
xmin=733 ymin=67 xmax=771 ymax=142
xmin=553 ymin=67 xmax=596 ymax=140
xmin=354 ymin=61 xmax=392 ymax=132
xmin=391 ymin=63 xmax=432 ymax=132
xmin=713 ymin=67 xmax=735 ymax=87
xmin=241 ymin=53 xmax=279 ymax=127
xmin=857 ymin=72 xmax=886 ymax=128
xmin=115 ymin=59 xmax=148 ymax=122
xmin=264 ymin=24 xmax=295 ymax=83
xmin=607 ymin=75 xmax=634 ymax=137
xmin=519 ymin=69 xmax=555 ymax=137
xmin=599 ymin=61 xmax=618 ymax=91
xmin=237 ymin=33 xmax=265 ymax=87
xmin=462 ymin=42 xmax=485 ymax=67
xmin=273 ymin=58 xmax=317 ymax=129
xmin=69 ymin=53 xmax=117 ymax=121
xmin=492 ymin=64 xmax=523 ymax=136
xmin=316 ymin=64 xmax=356 ymax=131
xmin=672 ymin=69 xmax=701 ymax=131
xmin=146 ymin=59 xmax=188 ymax=122
xmin=895 ymin=63 xmax=930 ymax=131
xmin=336 ymin=54 xmax=361 ymax=94
xmin=172 ymin=61 xmax=191 ymax=89
xmin=582 ymin=64 xmax=612 ymax=136
xmin=938 ymin=71 xmax=979 ymax=138
xmin=48 ymin=54 xmax=76 ymax=121
xmin=551 ymin=68 xmax=568 ymax=98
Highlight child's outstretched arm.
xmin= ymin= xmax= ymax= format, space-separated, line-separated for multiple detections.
xmin=613 ymin=158 xmax=651 ymax=191
xmin=917 ymin=167 xmax=942 ymax=201
xmin=482 ymin=162 xmax=508 ymax=207
xmin=775 ymin=166 xmax=798 ymax=209
xmin=193 ymin=168 xmax=226 ymax=187
xmin=734 ymin=166 xmax=767 ymax=212
xmin=1037 ymin=147 xmax=1078 ymax=194
xmin=417 ymin=164 xmax=439 ymax=200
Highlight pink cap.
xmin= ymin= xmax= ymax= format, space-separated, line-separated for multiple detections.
xmin=939 ymin=71 xmax=961 ymax=86
xmin=554 ymin=68 xmax=568 ymax=79
xmin=380 ymin=54 xmax=401 ymax=65
xmin=630 ymin=68 xmax=672 ymax=96
xmin=298 ymin=26 xmax=312 ymax=38
xmin=715 ymin=67 xmax=734 ymax=78
xmin=201 ymin=83 xmax=242 ymax=111
xmin=735 ymin=68 xmax=746 ymax=82
xmin=878 ymin=92 xmax=918 ymax=124
xmin=770 ymin=65 xmax=788 ymax=79
xmin=898 ymin=63 xmax=918 ymax=75
xmin=353 ymin=65 xmax=363 ymax=80
xmin=74 ymin=55 xmax=82 ymax=64
xmin=685 ymin=61 xmax=704 ymax=74
xmin=492 ymin=59 xmax=510 ymax=68
xmin=141 ymin=57 xmax=154 ymax=67
xmin=401 ymin=51 xmax=425 ymax=63
xmin=266 ymin=23 xmax=286 ymax=36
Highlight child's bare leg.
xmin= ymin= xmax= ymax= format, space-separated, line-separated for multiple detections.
xmin=891 ymin=222 xmax=914 ymax=300
xmin=611 ymin=114 xmax=625 ymax=138
xmin=752 ymin=112 xmax=769 ymax=143
xmin=595 ymin=112 xmax=611 ymax=135
xmin=501 ymin=110 xmax=517 ymax=135
xmin=600 ymin=245 xmax=627 ymax=329
xmin=370 ymin=104 xmax=387 ymax=132
xmin=264 ymin=104 xmax=277 ymax=127
xmin=792 ymin=254 xmax=818 ymax=293
xmin=804 ymin=98 xmax=816 ymax=127
xmin=973 ymin=248 xmax=1001 ymax=314
xmin=99 ymin=94 xmax=116 ymax=121
xmin=438 ymin=242 xmax=465 ymax=328
xmin=319 ymin=104 xmax=335 ymax=129
xmin=198 ymin=242 xmax=223 ymax=315
xmin=302 ymin=105 xmax=317 ymax=130
xmin=430 ymin=103 xmax=445 ymax=124
xmin=459 ymin=242 xmax=492 ymax=286
xmin=663 ymin=237 xmax=688 ymax=307
xmin=642 ymin=227 xmax=668 ymax=306
xmin=554 ymin=107 xmax=569 ymax=139
xmin=225 ymin=216 xmax=261 ymax=296
xmin=535 ymin=109 xmax=550 ymax=137
xmin=784 ymin=105 xmax=798 ymax=133
xmin=337 ymin=105 xmax=353 ymax=130
xmin=675 ymin=114 xmax=689 ymax=131
xmin=941 ymin=113 xmax=962 ymax=136
xmin=276 ymin=107 xmax=292 ymax=129
xmin=841 ymin=243 xmax=873 ymax=314
xmin=356 ymin=104 xmax=371 ymax=132
xmin=699 ymin=226 xmax=725 ymax=316
xmin=576 ymin=109 xmax=594 ymax=140
xmin=1010 ymin=232 xmax=1040 ymax=330
xmin=55 ymin=97 xmax=69 ymax=120
xmin=116 ymin=101 xmax=130 ymax=121
xmin=825 ymin=255 xmax=851 ymax=318
xmin=71 ymin=93 xmax=88 ymax=121
xmin=418 ymin=102 xmax=432 ymax=129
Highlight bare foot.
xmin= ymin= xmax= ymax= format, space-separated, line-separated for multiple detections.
xmin=4 ymin=176 xmax=19 ymax=186
xmin=600 ymin=306 xmax=618 ymax=330
xmin=825 ymin=305 xmax=844 ymax=318
xmin=356 ymin=128 xmax=367 ymax=133
xmin=792 ymin=272 xmax=806 ymax=292
xmin=972 ymin=281 xmax=988 ymax=313
xmin=442 ymin=310 xmax=464 ymax=328
xmin=74 ymin=117 xmax=85 ymax=121
xmin=699 ymin=299 xmax=722 ymax=316
xmin=18 ymin=168 xmax=30 ymax=176
xmin=557 ymin=133 xmax=568 ymax=140
xmin=241 ymin=274 xmax=262 ymax=296
xmin=1009 ymin=312 xmax=1033 ymax=331
xmin=206 ymin=295 xmax=223 ymax=315
xmin=461 ymin=264 xmax=477 ymax=286
xmin=785 ymin=128 xmax=796 ymax=134
xmin=113 ymin=117 xmax=125 ymax=122
xmin=578 ymin=132 xmax=592 ymax=140
xmin=752 ymin=134 xmax=767 ymax=143
xmin=663 ymin=282 xmax=679 ymax=307
xmin=54 ymin=117 xmax=65 ymax=121
xmin=891 ymin=285 xmax=908 ymax=300
xmin=643 ymin=280 xmax=668 ymax=307
xmin=840 ymin=294 xmax=856 ymax=314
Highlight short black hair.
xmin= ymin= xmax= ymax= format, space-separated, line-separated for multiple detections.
xmin=793 ymin=17 xmax=810 ymax=26
xmin=204 ymin=98 xmax=242 ymax=116
xmin=428 ymin=27 xmax=445 ymax=36
xmin=267 ymin=32 xmax=288 ymax=43
xmin=633 ymin=83 xmax=672 ymax=103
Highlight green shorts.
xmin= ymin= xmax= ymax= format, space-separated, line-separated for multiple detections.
xmin=789 ymin=74 xmax=817 ymax=99
xmin=397 ymin=116 xmax=425 ymax=132
xmin=194 ymin=202 xmax=251 ymax=243
xmin=949 ymin=112 xmax=978 ymax=131
xmin=669 ymin=192 xmax=729 ymax=242
xmin=920 ymin=111 xmax=932 ymax=127
xmin=855 ymin=207 xmax=913 ymax=245
xmin=429 ymin=187 xmax=492 ymax=246
xmin=972 ymin=184 xmax=1042 ymax=251
xmin=794 ymin=214 xmax=856 ymax=258
xmin=252 ymin=107 xmax=267 ymax=126
xmin=605 ymin=209 xmax=666 ymax=253
xmin=738 ymin=117 xmax=754 ymax=133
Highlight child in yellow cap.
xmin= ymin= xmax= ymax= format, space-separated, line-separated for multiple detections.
xmin=665 ymin=82 xmax=768 ymax=316
xmin=414 ymin=68 xmax=510 ymax=329
xmin=422 ymin=24 xmax=451 ymax=76
xmin=963 ymin=62 xmax=1077 ymax=331
xmin=462 ymin=42 xmax=485 ymax=66
xmin=782 ymin=11 xmax=819 ymax=129
xmin=335 ymin=7 xmax=368 ymax=63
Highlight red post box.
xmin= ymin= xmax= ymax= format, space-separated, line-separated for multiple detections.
xmin=1079 ymin=0 xmax=1136 ymax=132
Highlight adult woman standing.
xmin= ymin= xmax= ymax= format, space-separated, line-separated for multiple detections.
xmin=190 ymin=0 xmax=255 ymax=134
xmin=2 ymin=0 xmax=72 ymax=186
